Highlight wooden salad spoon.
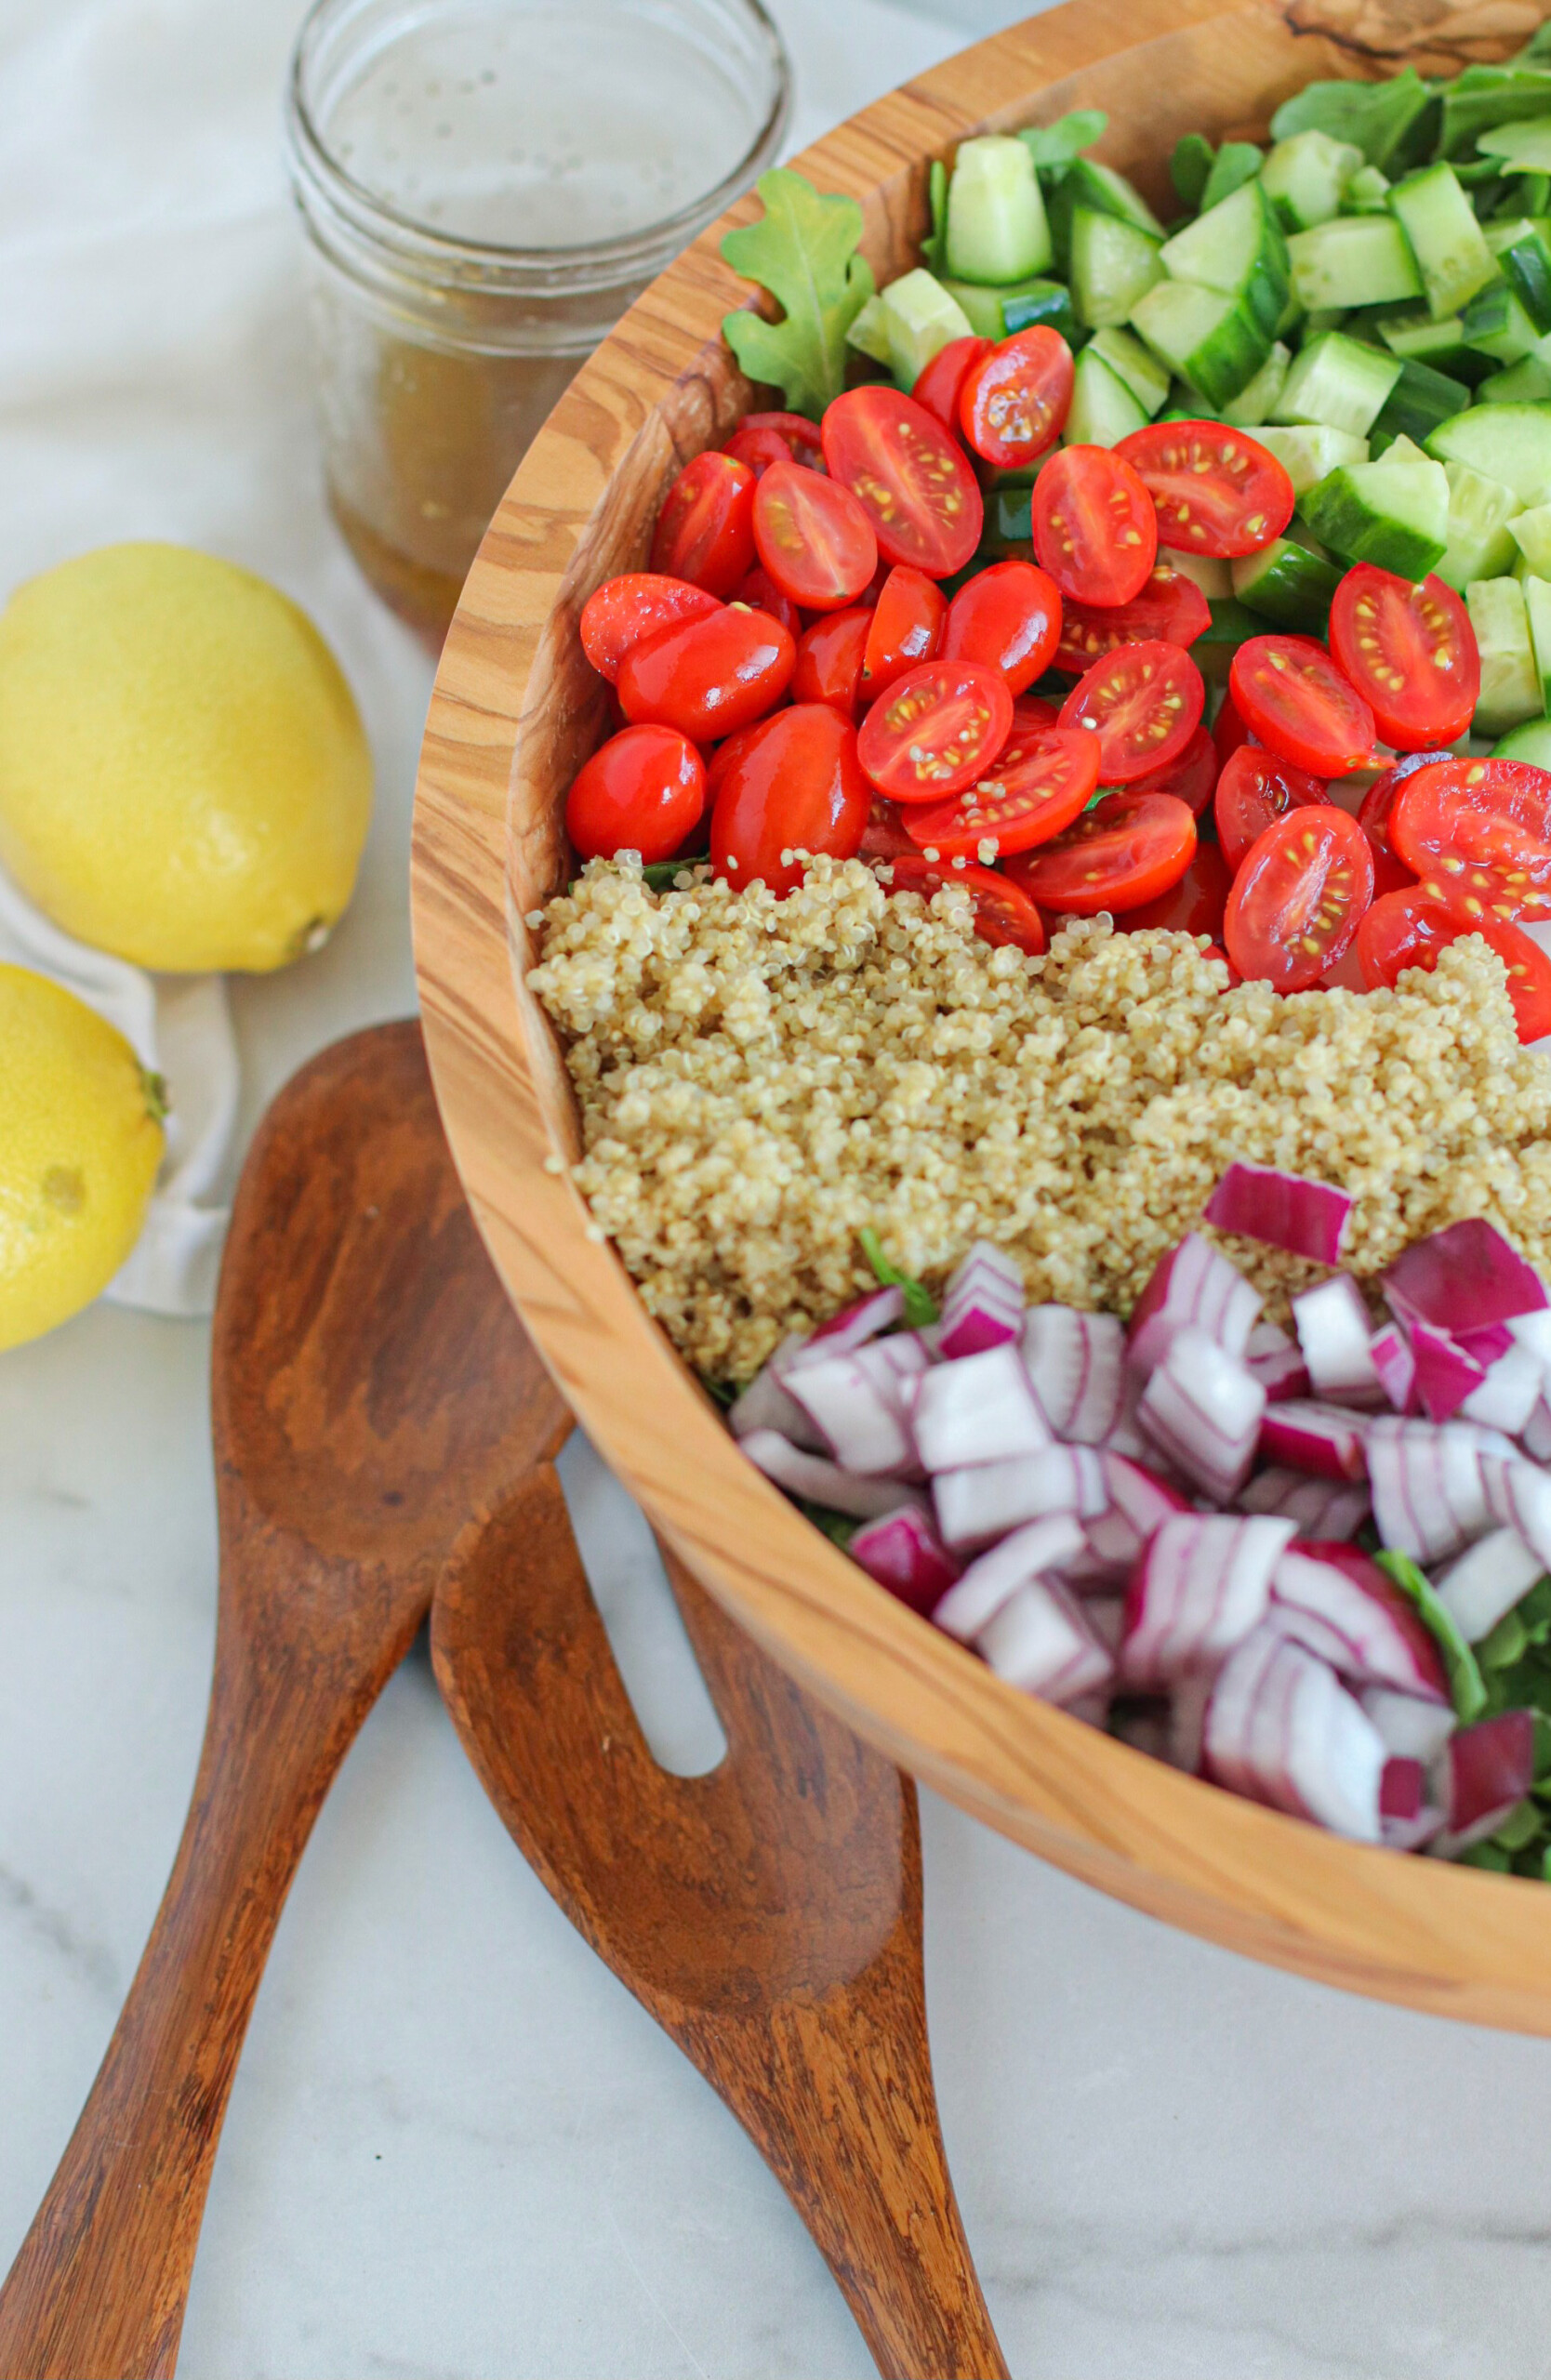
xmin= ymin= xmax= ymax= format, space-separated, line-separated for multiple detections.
xmin=432 ymin=1460 xmax=1010 ymax=2380
xmin=0 ymin=1020 xmax=568 ymax=2380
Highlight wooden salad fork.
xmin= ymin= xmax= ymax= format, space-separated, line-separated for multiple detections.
xmin=432 ymin=1459 xmax=1010 ymax=2380
xmin=0 ymin=1021 xmax=568 ymax=2380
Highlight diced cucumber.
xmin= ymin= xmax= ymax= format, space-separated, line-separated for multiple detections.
xmin=845 ymin=293 xmax=894 ymax=365
xmin=1194 ymin=597 xmax=1266 ymax=685
xmin=1345 ymin=165 xmax=1393 ymax=211
xmin=1159 ymin=180 xmax=1291 ymax=337
xmin=1130 ymin=280 xmax=1270 ymax=406
xmin=1376 ymin=305 xmax=1489 ymax=380
xmin=1427 ymin=402 xmax=1551 ymax=505
xmin=1480 ymin=354 xmax=1551 ymax=403
xmin=1494 ymin=715 xmax=1551 ymax=762
xmin=1478 ymin=116 xmax=1551 ymax=176
xmin=1388 ymin=162 xmax=1498 ymax=319
xmin=1166 ymin=549 xmax=1235 ymax=600
xmin=942 ymin=276 xmax=1077 ymax=342
xmin=1261 ymin=128 xmax=1362 ymax=231
xmin=1254 ymin=421 xmax=1371 ymax=492
xmin=1063 ymin=347 xmax=1149 ymax=445
xmin=1511 ymin=501 xmax=1551 ymax=573
xmin=1050 ymin=157 xmax=1164 ymax=272
xmin=878 ymin=269 xmax=974 ymax=387
xmin=1523 ymin=574 xmax=1551 ymax=711
xmin=1068 ymin=207 xmax=1163 ymax=329
xmin=1487 ymin=216 xmax=1551 ymax=331
xmin=1221 ymin=340 xmax=1292 ymax=427
xmin=1300 ymin=447 xmax=1450 ymax=577
xmin=1288 ymin=215 xmax=1422 ymax=311
xmin=1272 ymin=330 xmax=1401 ymax=437
xmin=1461 ymin=281 xmax=1545 ymax=365
xmin=1436 ymin=456 xmax=1521 ymax=588
xmin=1276 ymin=287 xmax=1306 ymax=341
xmin=1467 ymin=575 xmax=1543 ymax=733
xmin=1230 ymin=522 xmax=1344 ymax=631
xmin=1369 ymin=356 xmax=1470 ymax=452
xmin=1087 ymin=324 xmax=1170 ymax=415
xmin=945 ymin=135 xmax=1054 ymax=284
xmin=1304 ymin=307 xmax=1348 ymax=337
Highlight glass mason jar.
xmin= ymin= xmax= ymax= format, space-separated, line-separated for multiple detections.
xmin=285 ymin=0 xmax=790 ymax=645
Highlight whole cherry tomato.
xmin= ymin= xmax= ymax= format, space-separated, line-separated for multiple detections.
xmin=566 ymin=724 xmax=706 ymax=863
xmin=1328 ymin=565 xmax=1479 ymax=752
xmin=1223 ymin=804 xmax=1374 ymax=991
xmin=1229 ymin=636 xmax=1375 ymax=776
xmin=856 ymin=659 xmax=1013 ymax=803
xmin=1213 ymin=688 xmax=1251 ymax=770
xmin=650 ymin=450 xmax=756 ymax=595
xmin=729 ymin=565 xmax=801 ymax=637
xmin=1032 ymin=445 xmax=1158 ymax=606
xmin=1054 ymin=564 xmax=1210 ymax=674
xmin=791 ymin=607 xmax=869 ymax=717
xmin=580 ymin=574 xmax=721 ymax=681
xmin=1356 ymin=890 xmax=1551 ymax=1041
xmin=901 ymin=724 xmax=1100 ymax=860
xmin=860 ymin=565 xmax=947 ymax=701
xmin=822 ymin=387 xmax=984 ymax=575
xmin=1214 ymin=743 xmax=1331 ymax=871
xmin=959 ymin=327 xmax=1075 ymax=469
xmin=1012 ymin=692 xmax=1062 ymax=734
xmin=880 ymin=853 xmax=1047 ymax=954
xmin=709 ymin=704 xmax=871 ymax=896
xmin=617 ymin=605 xmax=795 ymax=740
xmin=752 ymin=458 xmax=878 ymax=610
xmin=1133 ymin=721 xmax=1218 ymax=816
xmin=1006 ymin=789 xmax=1197 ymax=915
xmin=939 ymin=560 xmax=1062 ymax=694
xmin=911 ymin=337 xmax=995 ymax=437
xmin=723 ymin=410 xmax=825 ymax=476
xmin=859 ymin=795 xmax=917 ymax=859
xmin=1115 ymin=420 xmax=1295 ymax=558
xmin=1058 ymin=640 xmax=1205 ymax=784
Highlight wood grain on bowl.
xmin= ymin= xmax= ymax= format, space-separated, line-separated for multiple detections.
xmin=411 ymin=0 xmax=1551 ymax=2033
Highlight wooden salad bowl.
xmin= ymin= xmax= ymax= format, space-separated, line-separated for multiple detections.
xmin=411 ymin=0 xmax=1551 ymax=2037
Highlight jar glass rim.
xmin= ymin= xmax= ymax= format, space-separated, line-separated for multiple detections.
xmin=285 ymin=0 xmax=791 ymax=279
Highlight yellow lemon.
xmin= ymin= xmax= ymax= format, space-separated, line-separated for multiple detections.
xmin=0 ymin=964 xmax=165 ymax=1351
xmin=0 ymin=543 xmax=372 ymax=972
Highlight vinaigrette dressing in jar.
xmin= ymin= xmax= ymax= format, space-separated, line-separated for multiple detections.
xmin=285 ymin=0 xmax=789 ymax=643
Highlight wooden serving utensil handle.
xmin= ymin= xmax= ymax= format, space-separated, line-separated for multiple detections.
xmin=0 ymin=1562 xmax=395 ymax=2380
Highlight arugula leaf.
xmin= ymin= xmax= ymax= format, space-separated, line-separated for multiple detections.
xmin=699 ymin=1372 xmax=736 ymax=1408
xmin=1269 ymin=68 xmax=1435 ymax=173
xmin=1172 ymin=132 xmax=1215 ymax=212
xmin=795 ymin=1495 xmax=858 ymax=1550
xmin=921 ymin=157 xmax=948 ymax=275
xmin=1374 ymin=1548 xmax=1488 ymax=1723
xmin=1493 ymin=1796 xmax=1544 ymax=1852
xmin=721 ymin=167 xmax=876 ymax=417
xmin=1438 ymin=63 xmax=1551 ymax=158
xmin=1201 ymin=140 xmax=1264 ymax=211
xmin=857 ymin=1225 xmax=938 ymax=1329
xmin=1522 ymin=18 xmax=1551 ymax=63
xmin=1019 ymin=109 xmax=1107 ymax=176
xmin=640 ymin=855 xmax=708 ymax=892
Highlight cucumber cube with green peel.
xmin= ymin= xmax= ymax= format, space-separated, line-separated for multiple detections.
xmin=945 ymin=135 xmax=1054 ymax=284
xmin=1479 ymin=355 xmax=1551 ymax=403
xmin=1068 ymin=208 xmax=1164 ymax=328
xmin=1087 ymin=324 xmax=1170 ymax=416
xmin=1063 ymin=347 xmax=1149 ymax=446
xmin=1050 ymin=157 xmax=1163 ymax=271
xmin=1158 ymin=179 xmax=1291 ymax=337
xmin=1221 ymin=341 xmax=1292 ymax=427
xmin=1130 ymin=280 xmax=1270 ymax=406
xmin=1510 ymin=502 xmax=1551 ymax=574
xmin=1467 ymin=575 xmax=1543 ymax=734
xmin=1253 ymin=422 xmax=1371 ymax=493
xmin=1461 ymin=281 xmax=1545 ymax=366
xmin=1522 ymin=575 xmax=1551 ymax=711
xmin=1388 ymin=163 xmax=1498 ymax=319
xmin=878 ymin=270 xmax=974 ymax=387
xmin=1261 ymin=128 xmax=1362 ymax=231
xmin=1272 ymin=331 xmax=1401 ymax=437
xmin=1287 ymin=216 xmax=1422 ymax=311
xmin=941 ymin=276 xmax=1076 ymax=343
xmin=1478 ymin=116 xmax=1551 ymax=175
xmin=1377 ymin=308 xmax=1478 ymax=377
xmin=1345 ymin=165 xmax=1393 ymax=210
xmin=1486 ymin=216 xmax=1551 ymax=332
xmin=1369 ymin=357 xmax=1470 ymax=453
xmin=1427 ymin=403 xmax=1551 ymax=506
xmin=1435 ymin=457 xmax=1521 ymax=588
xmin=1493 ymin=716 xmax=1551 ymax=764
xmin=845 ymin=293 xmax=894 ymax=365
xmin=1230 ymin=527 xmax=1345 ymax=631
xmin=1300 ymin=449 xmax=1450 ymax=577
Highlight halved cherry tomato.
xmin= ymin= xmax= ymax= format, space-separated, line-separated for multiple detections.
xmin=580 ymin=574 xmax=722 ymax=681
xmin=939 ymin=560 xmax=1062 ymax=694
xmin=709 ymin=704 xmax=871 ymax=896
xmin=1005 ymin=790 xmax=1197 ymax=915
xmin=1391 ymin=755 xmax=1551 ymax=925
xmin=1133 ymin=721 xmax=1217 ymax=817
xmin=1328 ymin=564 xmax=1478 ymax=753
xmin=566 ymin=724 xmax=706 ymax=864
xmin=791 ymin=607 xmax=869 ymax=718
xmin=1358 ymin=748 xmax=1443 ymax=896
xmin=1213 ymin=688 xmax=1250 ymax=770
xmin=1319 ymin=942 xmax=1369 ymax=992
xmin=730 ymin=565 xmax=801 ymax=637
xmin=959 ymin=327 xmax=1075 ymax=469
xmin=861 ymin=565 xmax=947 ymax=700
xmin=901 ymin=725 xmax=1101 ymax=860
xmin=1114 ymin=420 xmax=1295 ymax=559
xmin=1119 ymin=838 xmax=1233 ymax=938
xmin=1054 ymin=563 xmax=1210 ymax=674
xmin=1356 ymin=889 xmax=1551 ymax=1040
xmin=617 ymin=604 xmax=795 ymax=740
xmin=1032 ymin=445 xmax=1158 ymax=606
xmin=859 ymin=795 xmax=917 ymax=859
xmin=1230 ymin=636 xmax=1376 ymax=776
xmin=856 ymin=659 xmax=1014 ymax=803
xmin=650 ymin=450 xmax=756 ymax=596
xmin=752 ymin=458 xmax=877 ymax=611
xmin=723 ymin=410 xmax=825 ymax=476
xmin=880 ymin=853 xmax=1046 ymax=954
xmin=1223 ymin=804 xmax=1374 ymax=992
xmin=1213 ymin=743 xmax=1331 ymax=870
xmin=821 ymin=387 xmax=984 ymax=575
xmin=1058 ymin=641 xmax=1204 ymax=785
xmin=911 ymin=337 xmax=994 ymax=438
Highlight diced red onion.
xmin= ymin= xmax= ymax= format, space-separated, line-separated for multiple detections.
xmin=975 ymin=1577 xmax=1114 ymax=1703
xmin=1267 ymin=1540 xmax=1449 ymax=1700
xmin=1204 ymin=1160 xmax=1353 ymax=1264
xmin=1137 ymin=1326 xmax=1266 ymax=1501
xmin=1203 ymin=1629 xmax=1386 ymax=1842
xmin=1127 ymin=1233 xmax=1261 ymax=1374
xmin=805 ymin=1283 xmax=907 ymax=1352
xmin=1433 ymin=1709 xmax=1535 ymax=1854
xmin=933 ymin=1511 xmax=1088 ymax=1642
xmin=1378 ymin=1756 xmax=1444 ymax=1850
xmin=1292 ymin=1275 xmax=1385 ymax=1407
xmin=784 ymin=1350 xmax=916 ymax=1476
xmin=1458 ymin=1321 xmax=1515 ymax=1367
xmin=1257 ymin=1399 xmax=1369 ymax=1482
xmin=933 ymin=1444 xmax=1108 ymax=1554
xmin=1434 ymin=1524 xmax=1544 ymax=1643
xmin=849 ymin=1507 xmax=961 ymax=1614
xmin=1384 ymin=1217 xmax=1548 ymax=1338
xmin=1120 ymin=1511 xmax=1295 ymax=1686
xmin=1083 ymin=1595 xmax=1125 ymax=1653
xmin=1066 ymin=1451 xmax=1192 ymax=1583
xmin=1360 ymin=1685 xmax=1456 ymax=1764
xmin=911 ymin=1342 xmax=1051 ymax=1474
xmin=729 ymin=1335 xmax=828 ymax=1449
xmin=1367 ymin=1416 xmax=1506 ymax=1564
xmin=1480 ymin=1451 xmax=1551 ymax=1570
xmin=739 ymin=1430 xmax=930 ymax=1521
xmin=1506 ymin=1308 xmax=1551 ymax=1371
xmin=1245 ymin=1319 xmax=1311 ymax=1402
xmin=1020 ymin=1304 xmax=1126 ymax=1443
xmin=1368 ymin=1322 xmax=1416 ymax=1416
xmin=1459 ymin=1342 xmax=1544 ymax=1436
xmin=936 ymin=1241 xmax=1025 ymax=1360
xmin=1523 ymin=1395 xmax=1551 ymax=1463
xmin=1237 ymin=1466 xmax=1371 ymax=1539
xmin=1405 ymin=1317 xmax=1487 ymax=1423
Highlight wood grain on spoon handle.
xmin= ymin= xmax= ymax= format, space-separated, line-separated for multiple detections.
xmin=0 ymin=1545 xmax=413 ymax=2380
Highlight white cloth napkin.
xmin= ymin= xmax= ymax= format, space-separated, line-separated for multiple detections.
xmin=0 ymin=865 xmax=238 ymax=1316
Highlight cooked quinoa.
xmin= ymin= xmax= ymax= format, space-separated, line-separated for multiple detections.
xmin=527 ymin=855 xmax=1551 ymax=1382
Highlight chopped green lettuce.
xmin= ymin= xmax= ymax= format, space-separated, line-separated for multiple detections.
xmin=1374 ymin=1548 xmax=1488 ymax=1722
xmin=1269 ymin=68 xmax=1434 ymax=173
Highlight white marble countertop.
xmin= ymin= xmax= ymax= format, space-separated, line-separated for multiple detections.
xmin=7 ymin=3 xmax=1551 ymax=2374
